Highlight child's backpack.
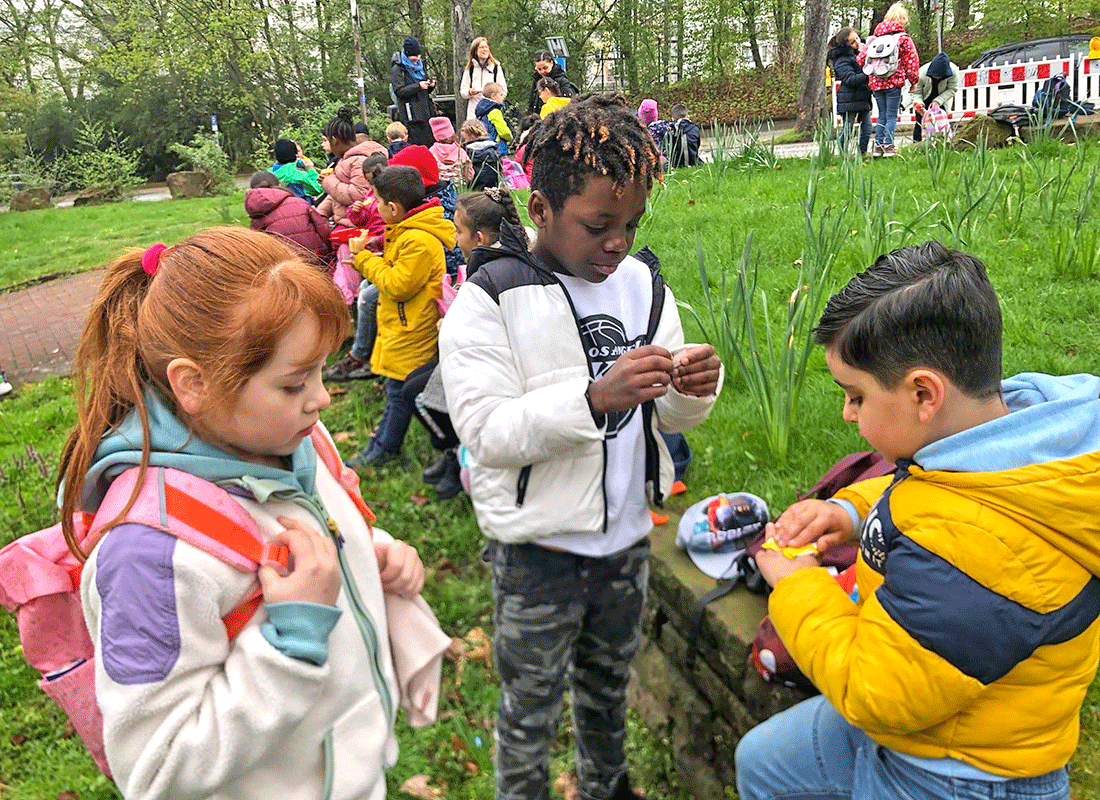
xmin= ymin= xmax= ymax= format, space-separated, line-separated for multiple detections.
xmin=501 ymin=157 xmax=530 ymax=190
xmin=862 ymin=33 xmax=901 ymax=78
xmin=1031 ymin=73 xmax=1072 ymax=121
xmin=922 ymin=101 xmax=952 ymax=139
xmin=0 ymin=428 xmax=372 ymax=778
xmin=468 ymin=143 xmax=502 ymax=190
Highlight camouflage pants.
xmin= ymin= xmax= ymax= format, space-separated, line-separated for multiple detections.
xmin=488 ymin=538 xmax=650 ymax=800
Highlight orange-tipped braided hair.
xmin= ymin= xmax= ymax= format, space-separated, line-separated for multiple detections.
xmin=526 ymin=92 xmax=661 ymax=212
xmin=56 ymin=226 xmax=350 ymax=561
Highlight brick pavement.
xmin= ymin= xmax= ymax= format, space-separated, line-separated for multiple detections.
xmin=0 ymin=270 xmax=104 ymax=389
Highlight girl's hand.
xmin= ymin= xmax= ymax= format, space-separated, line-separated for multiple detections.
xmin=374 ymin=540 xmax=425 ymax=599
xmin=259 ymin=517 xmax=342 ymax=606
xmin=419 ymin=80 xmax=431 ymax=90
xmin=672 ymin=345 xmax=722 ymax=397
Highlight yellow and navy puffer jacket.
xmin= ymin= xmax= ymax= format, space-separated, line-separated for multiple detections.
xmin=770 ymin=372 xmax=1100 ymax=778
xmin=353 ymin=198 xmax=456 ymax=380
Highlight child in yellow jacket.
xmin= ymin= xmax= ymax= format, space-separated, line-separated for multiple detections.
xmin=345 ymin=164 xmax=456 ymax=469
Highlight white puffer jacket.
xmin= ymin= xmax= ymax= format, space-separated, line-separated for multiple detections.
xmin=439 ymin=225 xmax=721 ymax=543
xmin=458 ymin=59 xmax=508 ymax=121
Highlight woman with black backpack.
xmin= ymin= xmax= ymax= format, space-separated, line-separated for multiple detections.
xmin=526 ymin=50 xmax=578 ymax=116
xmin=828 ymin=27 xmax=872 ymax=156
xmin=459 ymin=37 xmax=507 ymax=121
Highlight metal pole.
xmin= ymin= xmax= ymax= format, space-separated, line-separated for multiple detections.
xmin=935 ymin=0 xmax=943 ymax=53
xmin=351 ymin=0 xmax=369 ymax=122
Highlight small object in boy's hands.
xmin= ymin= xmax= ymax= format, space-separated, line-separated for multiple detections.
xmin=761 ymin=539 xmax=820 ymax=560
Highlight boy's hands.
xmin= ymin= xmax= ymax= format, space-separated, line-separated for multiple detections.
xmin=755 ymin=549 xmax=821 ymax=587
xmin=587 ymin=345 xmax=673 ymax=414
xmin=765 ymin=499 xmax=855 ymax=553
xmin=673 ymin=344 xmax=721 ymax=397
xmin=374 ymin=540 xmax=425 ymax=599
xmin=259 ymin=517 xmax=342 ymax=606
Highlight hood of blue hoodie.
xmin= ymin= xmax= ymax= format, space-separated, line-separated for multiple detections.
xmin=917 ymin=372 xmax=1100 ymax=472
xmin=474 ymin=97 xmax=503 ymax=117
xmin=78 ymin=388 xmax=317 ymax=514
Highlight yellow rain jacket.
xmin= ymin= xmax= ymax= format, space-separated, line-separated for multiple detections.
xmin=353 ymin=199 xmax=456 ymax=380
xmin=770 ymin=372 xmax=1100 ymax=778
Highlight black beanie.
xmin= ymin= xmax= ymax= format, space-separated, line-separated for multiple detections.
xmin=403 ymin=36 xmax=421 ymax=56
xmin=273 ymin=138 xmax=297 ymax=164
xmin=928 ymin=52 xmax=952 ymax=79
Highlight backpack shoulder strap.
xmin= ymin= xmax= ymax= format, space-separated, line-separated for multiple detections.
xmin=310 ymin=425 xmax=377 ymax=528
xmin=88 ymin=466 xmax=290 ymax=640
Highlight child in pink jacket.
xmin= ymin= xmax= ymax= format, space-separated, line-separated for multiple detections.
xmin=860 ymin=2 xmax=920 ymax=156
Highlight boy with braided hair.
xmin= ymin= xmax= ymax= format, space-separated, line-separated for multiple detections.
xmin=439 ymin=93 xmax=723 ymax=800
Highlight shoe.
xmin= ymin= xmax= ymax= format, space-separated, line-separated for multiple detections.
xmin=882 ymin=144 xmax=898 ymax=157
xmin=345 ymin=360 xmax=376 ymax=380
xmin=0 ymin=373 xmax=11 ymax=398
xmin=422 ymin=451 xmax=450 ymax=484
xmin=344 ymin=446 xmax=397 ymax=470
xmin=432 ymin=450 xmax=463 ymax=499
xmin=611 ymin=773 xmax=649 ymax=800
xmin=324 ymin=352 xmax=368 ymax=382
xmin=871 ymin=143 xmax=884 ymax=157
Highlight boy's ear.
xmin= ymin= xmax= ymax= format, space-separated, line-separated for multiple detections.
xmin=166 ymin=358 xmax=209 ymax=416
xmin=908 ymin=368 xmax=946 ymax=423
xmin=528 ymin=190 xmax=552 ymax=230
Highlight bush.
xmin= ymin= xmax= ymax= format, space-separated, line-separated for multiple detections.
xmin=53 ymin=119 xmax=140 ymax=198
xmin=627 ymin=68 xmax=799 ymax=126
xmin=168 ymin=132 xmax=237 ymax=195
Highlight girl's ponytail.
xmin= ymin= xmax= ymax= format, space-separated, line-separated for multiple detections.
xmin=57 ymin=249 xmax=157 ymax=560
xmin=493 ymin=189 xmax=527 ymax=246
xmin=455 ymin=187 xmax=528 ymax=247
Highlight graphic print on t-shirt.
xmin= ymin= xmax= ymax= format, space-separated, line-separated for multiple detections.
xmin=578 ymin=313 xmax=648 ymax=437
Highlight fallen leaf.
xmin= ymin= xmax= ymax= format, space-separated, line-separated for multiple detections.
xmin=554 ymin=771 xmax=579 ymax=800
xmin=398 ymin=774 xmax=446 ymax=799
xmin=687 ymin=199 xmax=696 ymax=206
xmin=57 ymin=792 xmax=79 ymax=800
xmin=328 ymin=386 xmax=348 ymax=396
xmin=62 ymin=719 xmax=76 ymax=737
xmin=333 ymin=430 xmax=353 ymax=442
xmin=464 ymin=761 xmax=479 ymax=775
xmin=410 ymin=493 xmax=429 ymax=506
xmin=450 ymin=733 xmax=467 ymax=753
xmin=10 ymin=733 xmax=26 ymax=746
xmin=446 ymin=637 xmax=467 ymax=659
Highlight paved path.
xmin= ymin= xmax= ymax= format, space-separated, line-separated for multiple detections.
xmin=0 ymin=131 xmax=906 ymax=393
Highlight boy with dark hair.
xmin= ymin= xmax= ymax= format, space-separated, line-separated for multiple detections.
xmin=666 ymin=105 xmax=701 ymax=168
xmin=270 ymin=137 xmax=323 ymax=200
xmin=439 ymin=93 xmax=723 ymax=800
xmin=736 ymin=241 xmax=1100 ymax=800
xmin=343 ymin=165 xmax=456 ymax=469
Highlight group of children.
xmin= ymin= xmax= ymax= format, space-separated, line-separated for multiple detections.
xmin=48 ymin=88 xmax=1100 ymax=800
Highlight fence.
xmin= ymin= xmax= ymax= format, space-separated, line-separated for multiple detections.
xmin=833 ymin=52 xmax=1100 ymax=126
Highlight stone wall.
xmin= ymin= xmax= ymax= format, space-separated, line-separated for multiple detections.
xmin=628 ymin=527 xmax=810 ymax=800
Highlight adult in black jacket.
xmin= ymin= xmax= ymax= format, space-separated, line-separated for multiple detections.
xmin=828 ymin=27 xmax=872 ymax=156
xmin=526 ymin=50 xmax=577 ymax=115
xmin=391 ymin=36 xmax=436 ymax=146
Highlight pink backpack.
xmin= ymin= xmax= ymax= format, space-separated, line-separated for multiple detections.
xmin=0 ymin=428 xmax=373 ymax=777
xmin=500 ymin=157 xmax=530 ymax=190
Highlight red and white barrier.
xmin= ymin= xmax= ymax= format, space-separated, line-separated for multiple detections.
xmin=833 ymin=53 xmax=1100 ymax=127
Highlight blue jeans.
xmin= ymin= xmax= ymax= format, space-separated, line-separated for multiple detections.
xmin=873 ymin=87 xmax=902 ymax=146
xmin=369 ymin=377 xmax=413 ymax=455
xmin=839 ymin=110 xmax=872 ymax=154
xmin=735 ymin=695 xmax=1069 ymax=800
xmin=351 ymin=282 xmax=379 ymax=362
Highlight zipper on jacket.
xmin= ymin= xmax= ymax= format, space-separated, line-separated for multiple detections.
xmin=398 ymin=302 xmax=407 ymax=326
xmin=515 ymin=465 xmax=531 ymax=506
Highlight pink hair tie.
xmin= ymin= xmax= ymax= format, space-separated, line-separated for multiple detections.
xmin=141 ymin=243 xmax=168 ymax=276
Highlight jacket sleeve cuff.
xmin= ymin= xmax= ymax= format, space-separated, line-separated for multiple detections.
xmin=262 ymin=602 xmax=343 ymax=666
xmin=827 ymin=498 xmax=862 ymax=536
xmin=584 ymin=385 xmax=606 ymax=428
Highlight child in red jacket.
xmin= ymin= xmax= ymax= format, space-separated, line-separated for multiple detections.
xmin=245 ymin=171 xmax=332 ymax=267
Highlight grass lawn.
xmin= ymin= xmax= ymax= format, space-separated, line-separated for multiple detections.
xmin=2 ymin=135 xmax=1100 ymax=798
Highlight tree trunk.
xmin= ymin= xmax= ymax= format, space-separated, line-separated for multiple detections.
xmin=451 ymin=0 xmax=473 ymax=120
xmin=951 ymin=0 xmax=970 ymax=31
xmin=795 ymin=0 xmax=830 ymax=132
xmin=408 ymin=0 xmax=423 ymax=42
